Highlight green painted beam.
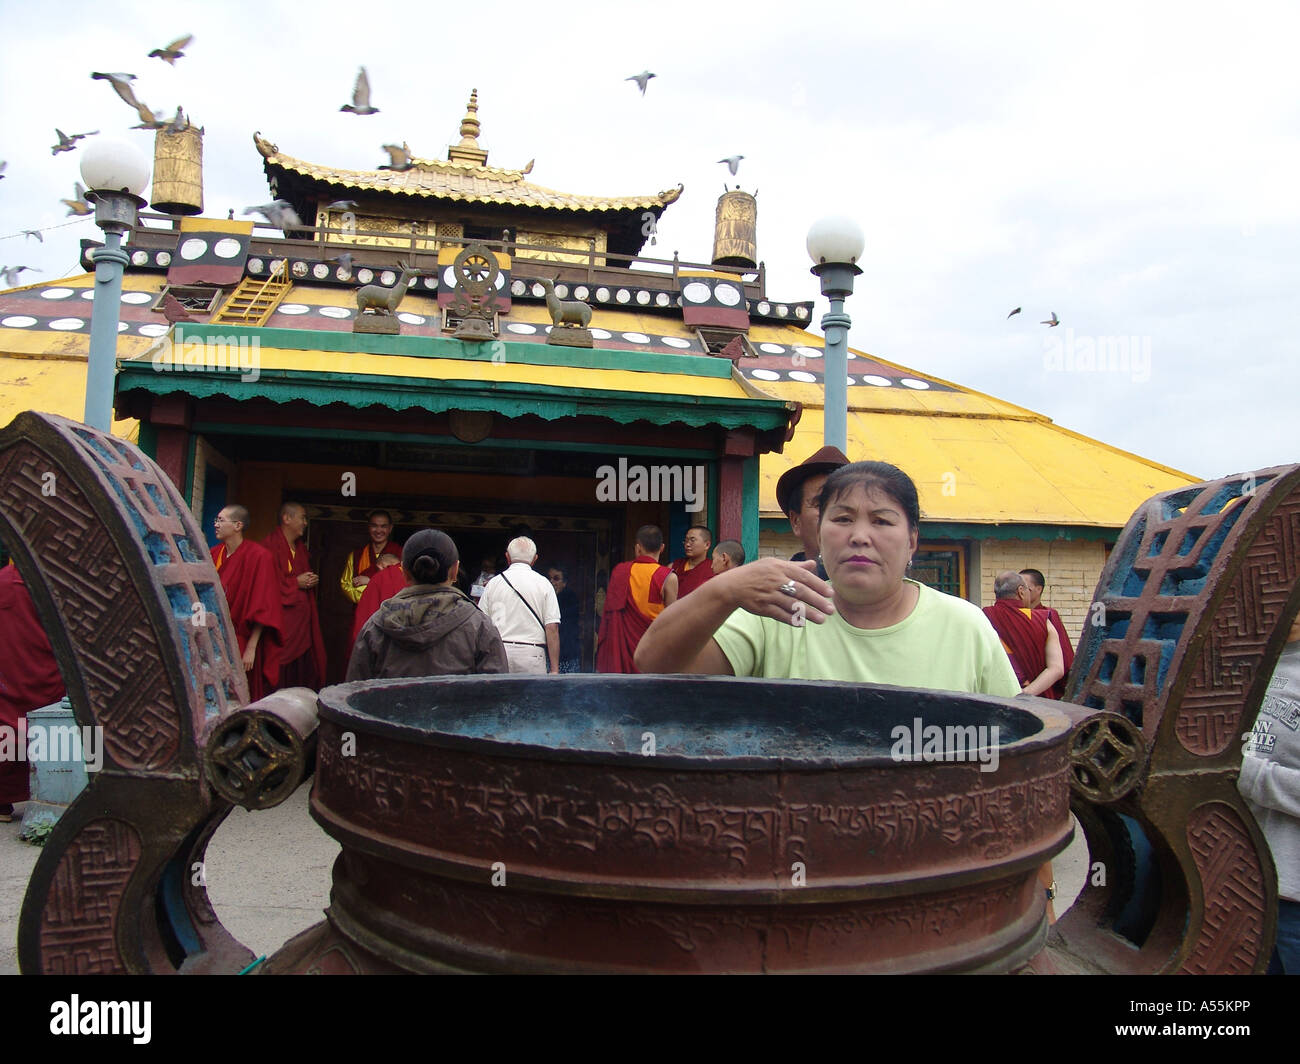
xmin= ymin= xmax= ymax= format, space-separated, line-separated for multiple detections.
xmin=162 ymin=323 xmax=734 ymax=379
xmin=118 ymin=365 xmax=791 ymax=431
xmin=136 ymin=419 xmax=157 ymax=461
xmin=741 ymin=456 xmax=759 ymax=562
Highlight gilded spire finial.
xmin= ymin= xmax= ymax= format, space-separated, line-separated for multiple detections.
xmin=460 ymin=89 xmax=480 ymax=139
xmin=448 ymin=88 xmax=488 ymax=166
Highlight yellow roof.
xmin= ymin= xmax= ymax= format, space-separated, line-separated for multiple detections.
xmin=0 ymin=353 xmax=137 ymax=439
xmin=762 ymin=395 xmax=1197 ymax=527
xmin=254 ymin=132 xmax=682 ymax=214
xmin=0 ymin=272 xmax=163 ymax=440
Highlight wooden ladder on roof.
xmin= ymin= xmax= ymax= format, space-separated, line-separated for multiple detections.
xmin=211 ymin=260 xmax=291 ymax=326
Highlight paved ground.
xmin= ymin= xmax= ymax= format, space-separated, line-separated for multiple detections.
xmin=2 ymin=786 xmax=1087 ymax=974
xmin=1 ymin=785 xmax=338 ymax=974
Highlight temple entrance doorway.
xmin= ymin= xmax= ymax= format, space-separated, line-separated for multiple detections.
xmin=300 ymin=499 xmax=616 ymax=684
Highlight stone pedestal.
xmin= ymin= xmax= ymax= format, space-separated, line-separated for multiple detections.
xmin=20 ymin=698 xmax=89 ymax=838
xmin=547 ymin=325 xmax=594 ymax=348
xmin=353 ymin=313 xmax=400 ymax=335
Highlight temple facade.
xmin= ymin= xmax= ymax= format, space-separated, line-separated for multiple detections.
xmin=0 ymin=92 xmax=1198 ymax=677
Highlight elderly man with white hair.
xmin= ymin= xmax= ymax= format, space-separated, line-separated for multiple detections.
xmin=478 ymin=536 xmax=562 ymax=674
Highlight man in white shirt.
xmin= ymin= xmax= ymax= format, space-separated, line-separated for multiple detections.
xmin=478 ymin=537 xmax=561 ymax=674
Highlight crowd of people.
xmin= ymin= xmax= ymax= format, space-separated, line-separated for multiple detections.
xmin=1 ymin=449 xmax=1295 ymax=974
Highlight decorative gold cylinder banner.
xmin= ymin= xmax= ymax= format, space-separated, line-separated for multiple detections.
xmin=712 ymin=190 xmax=757 ymax=269
xmin=151 ymin=127 xmax=204 ymax=216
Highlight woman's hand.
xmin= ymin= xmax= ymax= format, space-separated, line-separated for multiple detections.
xmin=634 ymin=558 xmax=834 ymax=675
xmin=718 ymin=557 xmax=835 ymax=627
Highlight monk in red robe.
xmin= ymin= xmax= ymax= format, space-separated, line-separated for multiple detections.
xmin=597 ymin=525 xmax=678 ymax=674
xmin=350 ymin=560 xmax=407 ymax=646
xmin=262 ymin=502 xmax=327 ymax=689
xmin=210 ymin=505 xmax=282 ymax=701
xmin=1019 ymin=568 xmax=1075 ymax=698
xmin=0 ymin=563 xmax=66 ymax=821
xmin=340 ymin=509 xmax=402 ymax=607
xmin=670 ymin=524 xmax=715 ymax=598
xmin=983 ymin=571 xmax=1064 ymax=698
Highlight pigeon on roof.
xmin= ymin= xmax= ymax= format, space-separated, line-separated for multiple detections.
xmin=51 ymin=129 xmax=98 ymax=156
xmin=1041 ymin=311 xmax=1059 ymax=327
xmin=62 ymin=182 xmax=93 ymax=216
xmin=340 ymin=67 xmax=379 ymax=115
xmin=378 ymin=143 xmax=413 ymax=171
xmin=149 ymin=34 xmax=193 ymax=65
xmin=626 ymin=70 xmax=656 ymax=95
xmin=243 ymin=200 xmax=304 ymax=230
xmin=717 ymin=155 xmax=744 ymax=177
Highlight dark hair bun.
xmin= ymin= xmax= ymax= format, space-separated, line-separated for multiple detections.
xmin=410 ymin=553 xmax=445 ymax=584
xmin=402 ymin=529 xmax=459 ymax=585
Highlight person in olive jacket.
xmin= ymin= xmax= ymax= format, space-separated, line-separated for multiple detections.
xmin=346 ymin=529 xmax=508 ymax=681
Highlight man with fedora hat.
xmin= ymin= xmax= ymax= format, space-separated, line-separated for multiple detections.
xmin=775 ymin=445 xmax=851 ymax=580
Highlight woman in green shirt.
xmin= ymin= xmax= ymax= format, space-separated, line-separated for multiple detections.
xmin=635 ymin=461 xmax=1020 ymax=698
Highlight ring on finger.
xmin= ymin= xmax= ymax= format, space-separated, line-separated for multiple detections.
xmin=779 ymin=580 xmax=798 ymax=597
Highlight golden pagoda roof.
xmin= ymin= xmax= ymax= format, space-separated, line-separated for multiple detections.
xmin=254 ymin=131 xmax=682 ymax=214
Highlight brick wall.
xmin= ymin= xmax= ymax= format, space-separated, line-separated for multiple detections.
xmin=978 ymin=538 xmax=1106 ymax=642
xmin=757 ymin=531 xmax=802 ymax=560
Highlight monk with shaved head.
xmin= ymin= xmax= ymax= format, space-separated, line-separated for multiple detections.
xmin=211 ymin=504 xmax=282 ymax=699
xmin=262 ymin=502 xmax=327 ymax=689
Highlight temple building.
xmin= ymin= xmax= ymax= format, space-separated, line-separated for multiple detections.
xmin=0 ymin=91 xmax=1197 ymax=677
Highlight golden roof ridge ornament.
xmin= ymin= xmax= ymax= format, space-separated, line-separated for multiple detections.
xmin=447 ymin=89 xmax=489 ymax=166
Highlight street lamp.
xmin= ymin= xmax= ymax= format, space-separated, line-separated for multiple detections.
xmin=806 ymin=216 xmax=864 ymax=452
xmin=80 ymin=138 xmax=150 ymax=432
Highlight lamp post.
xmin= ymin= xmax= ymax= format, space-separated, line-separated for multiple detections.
xmin=806 ymin=216 xmax=864 ymax=452
xmin=80 ymin=139 xmax=150 ymax=432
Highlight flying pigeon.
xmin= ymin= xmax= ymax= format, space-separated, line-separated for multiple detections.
xmin=333 ymin=252 xmax=354 ymax=274
xmin=131 ymin=102 xmax=167 ymax=130
xmin=23 ymin=230 xmax=43 ymax=243
xmin=62 ymin=182 xmax=93 ymax=216
xmin=0 ymin=265 xmax=41 ymax=287
xmin=626 ymin=70 xmax=656 ymax=95
xmin=148 ymin=34 xmax=193 ymax=65
xmin=90 ymin=72 xmax=165 ymax=129
xmin=0 ymin=160 xmax=7 ymax=179
xmin=1007 ymin=307 xmax=1021 ymax=318
xmin=378 ymin=143 xmax=412 ymax=171
xmin=1041 ymin=311 xmax=1060 ymax=327
xmin=325 ymin=199 xmax=358 ymax=211
xmin=717 ymin=155 xmax=744 ymax=176
xmin=91 ymin=71 xmax=143 ymax=109
xmin=243 ymin=200 xmax=303 ymax=230
xmin=51 ymin=128 xmax=98 ymax=156
xmin=340 ymin=67 xmax=379 ymax=115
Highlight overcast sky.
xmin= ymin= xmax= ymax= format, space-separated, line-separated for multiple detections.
xmin=2 ymin=0 xmax=1296 ymax=481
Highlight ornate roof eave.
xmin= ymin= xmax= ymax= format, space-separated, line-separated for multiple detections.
xmin=253 ymin=132 xmax=683 ymax=215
